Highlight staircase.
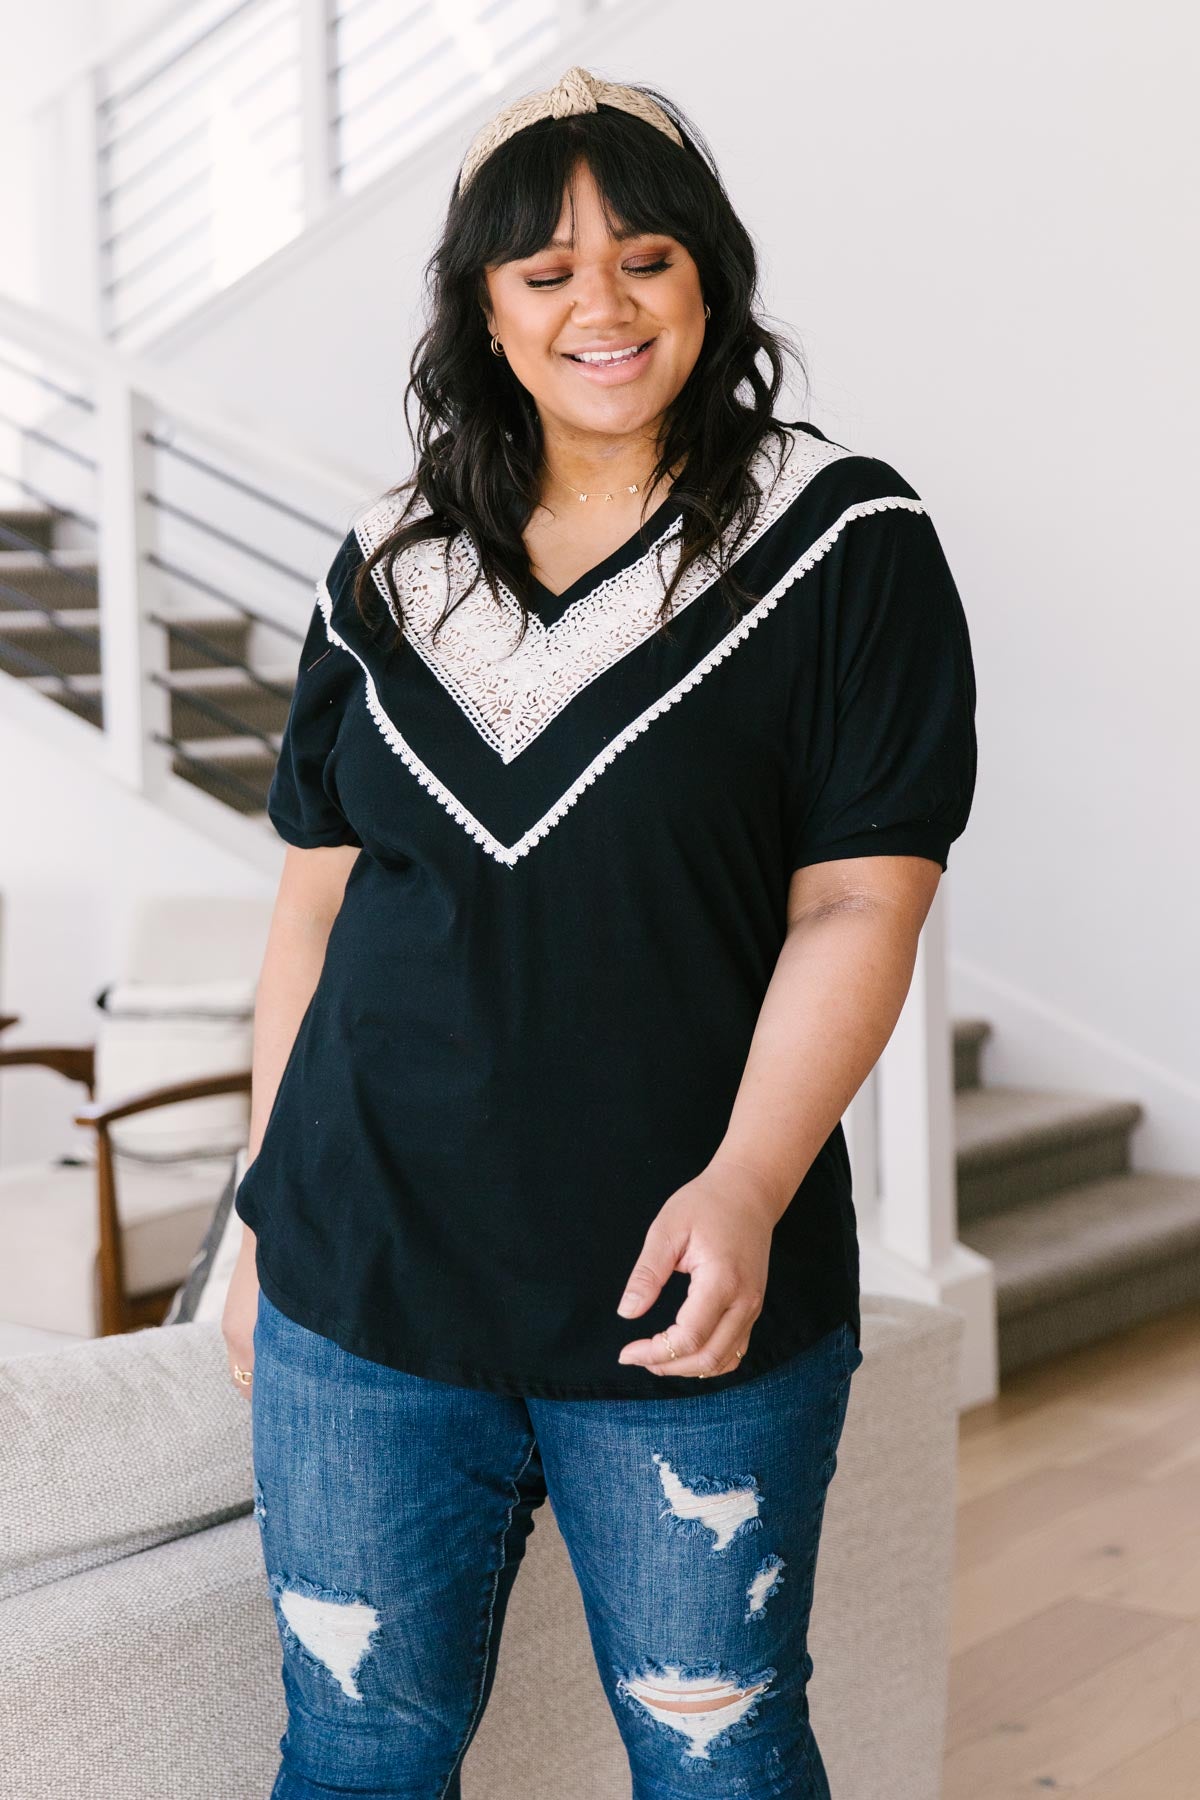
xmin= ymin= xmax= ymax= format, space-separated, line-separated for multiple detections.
xmin=954 ymin=1018 xmax=1200 ymax=1376
xmin=0 ymin=504 xmax=291 ymax=818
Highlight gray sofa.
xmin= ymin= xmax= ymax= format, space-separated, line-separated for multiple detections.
xmin=0 ymin=1294 xmax=962 ymax=1799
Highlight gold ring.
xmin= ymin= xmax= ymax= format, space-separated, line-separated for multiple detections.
xmin=658 ymin=1330 xmax=677 ymax=1361
xmin=232 ymin=1364 xmax=252 ymax=1386
xmin=735 ymin=1347 xmax=745 ymax=1360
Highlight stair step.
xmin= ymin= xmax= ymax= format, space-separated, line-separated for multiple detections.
xmin=159 ymin=665 xmax=294 ymax=738
xmin=0 ymin=609 xmax=251 ymax=677
xmin=174 ymin=733 xmax=280 ymax=760
xmin=960 ymin=1170 xmax=1200 ymax=1374
xmin=0 ymin=508 xmax=58 ymax=553
xmin=953 ymin=1016 xmax=992 ymax=1092
xmin=171 ymin=736 xmax=279 ymax=814
xmin=956 ymin=1085 xmax=1142 ymax=1221
xmin=0 ymin=549 xmax=98 ymax=609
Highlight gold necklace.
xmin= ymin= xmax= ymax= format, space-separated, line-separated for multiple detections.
xmin=541 ymin=458 xmax=651 ymax=504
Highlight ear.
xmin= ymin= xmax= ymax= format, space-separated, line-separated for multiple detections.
xmin=478 ymin=272 xmax=497 ymax=338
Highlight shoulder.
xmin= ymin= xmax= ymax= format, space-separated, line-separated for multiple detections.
xmin=769 ymin=420 xmax=925 ymax=511
xmin=352 ymin=483 xmax=435 ymax=559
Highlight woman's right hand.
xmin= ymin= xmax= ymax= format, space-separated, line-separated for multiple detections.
xmin=222 ymin=1226 xmax=261 ymax=1402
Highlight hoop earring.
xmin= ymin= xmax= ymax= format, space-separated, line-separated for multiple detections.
xmin=703 ymin=303 xmax=711 ymax=320
xmin=490 ymin=334 xmax=505 ymax=357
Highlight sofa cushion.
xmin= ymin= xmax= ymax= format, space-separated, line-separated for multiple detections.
xmin=0 ymin=1319 xmax=253 ymax=1603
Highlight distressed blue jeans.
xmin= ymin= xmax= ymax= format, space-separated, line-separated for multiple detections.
xmin=250 ymin=1287 xmax=863 ymax=1799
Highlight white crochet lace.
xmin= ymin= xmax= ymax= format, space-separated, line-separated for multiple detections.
xmin=315 ymin=449 xmax=928 ymax=867
xmin=351 ymin=426 xmax=855 ymax=764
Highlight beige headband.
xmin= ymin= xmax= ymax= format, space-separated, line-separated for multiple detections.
xmin=457 ymin=64 xmax=685 ymax=195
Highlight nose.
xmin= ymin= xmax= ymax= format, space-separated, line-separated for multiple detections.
xmin=566 ymin=266 xmax=640 ymax=328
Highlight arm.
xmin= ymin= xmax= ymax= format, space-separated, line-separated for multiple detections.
xmin=615 ymin=853 xmax=941 ymax=1379
xmin=221 ymin=842 xmax=360 ymax=1390
xmin=712 ymin=852 xmax=940 ymax=1217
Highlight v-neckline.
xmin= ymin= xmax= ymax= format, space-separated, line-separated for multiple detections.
xmin=525 ymin=488 xmax=685 ymax=624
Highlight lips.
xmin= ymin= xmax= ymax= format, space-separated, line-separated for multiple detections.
xmin=564 ymin=338 xmax=656 ymax=364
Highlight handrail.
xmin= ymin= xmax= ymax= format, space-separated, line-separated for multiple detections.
xmin=0 ymin=290 xmax=375 ymax=861
xmin=0 ymin=293 xmax=381 ymax=507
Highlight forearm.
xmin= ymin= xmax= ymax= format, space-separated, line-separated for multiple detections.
xmin=245 ymin=925 xmax=327 ymax=1169
xmin=711 ymin=897 xmax=924 ymax=1225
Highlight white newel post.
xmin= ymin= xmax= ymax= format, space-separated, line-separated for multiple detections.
xmin=863 ymin=882 xmax=999 ymax=1408
xmin=94 ymin=371 xmax=173 ymax=796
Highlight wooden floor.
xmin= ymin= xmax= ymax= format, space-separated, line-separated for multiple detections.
xmin=945 ymin=1303 xmax=1200 ymax=1797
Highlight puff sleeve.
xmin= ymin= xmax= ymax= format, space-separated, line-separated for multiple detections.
xmin=266 ymin=533 xmax=364 ymax=850
xmin=787 ymin=494 xmax=977 ymax=873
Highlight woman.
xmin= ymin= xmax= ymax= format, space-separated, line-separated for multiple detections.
xmin=223 ymin=65 xmax=977 ymax=1799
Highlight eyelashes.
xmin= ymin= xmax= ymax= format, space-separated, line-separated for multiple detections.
xmin=524 ymin=258 xmax=673 ymax=290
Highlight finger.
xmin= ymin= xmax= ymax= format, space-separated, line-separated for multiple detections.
xmin=649 ymin=1297 xmax=758 ymax=1380
xmin=616 ymin=1221 xmax=684 ymax=1319
xmin=617 ymin=1265 xmax=736 ymax=1370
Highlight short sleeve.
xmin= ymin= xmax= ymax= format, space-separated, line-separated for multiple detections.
xmin=788 ymin=497 xmax=977 ymax=873
xmin=267 ymin=535 xmax=364 ymax=851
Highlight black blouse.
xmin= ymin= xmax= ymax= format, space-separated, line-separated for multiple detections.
xmin=233 ymin=421 xmax=978 ymax=1399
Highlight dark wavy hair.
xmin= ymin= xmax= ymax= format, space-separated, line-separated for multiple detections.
xmin=352 ymin=79 xmax=809 ymax=652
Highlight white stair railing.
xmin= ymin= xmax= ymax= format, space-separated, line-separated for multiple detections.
xmin=0 ymin=292 xmax=381 ymax=870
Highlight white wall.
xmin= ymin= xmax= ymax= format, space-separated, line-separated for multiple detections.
xmin=0 ymin=0 xmax=183 ymax=304
xmin=3 ymin=0 xmax=1198 ymax=1168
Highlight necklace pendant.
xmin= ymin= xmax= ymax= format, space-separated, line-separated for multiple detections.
xmin=604 ymin=492 xmax=613 ymax=501
xmin=578 ymin=492 xmax=587 ymax=502
xmin=627 ymin=482 xmax=639 ymax=493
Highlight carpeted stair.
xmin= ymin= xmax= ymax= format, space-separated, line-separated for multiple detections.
xmin=953 ymin=1018 xmax=1200 ymax=1376
xmin=0 ymin=503 xmax=287 ymax=815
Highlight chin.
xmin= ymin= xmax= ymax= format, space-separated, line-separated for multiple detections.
xmin=560 ymin=387 xmax=674 ymax=433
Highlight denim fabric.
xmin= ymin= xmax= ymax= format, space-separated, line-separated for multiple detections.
xmin=251 ymin=1288 xmax=864 ymax=1799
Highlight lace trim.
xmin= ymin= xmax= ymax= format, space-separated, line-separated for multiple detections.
xmin=318 ymin=495 xmax=927 ymax=869
xmin=350 ymin=427 xmax=855 ymax=763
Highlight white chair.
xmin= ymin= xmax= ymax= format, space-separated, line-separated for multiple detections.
xmin=0 ymin=894 xmax=272 ymax=1337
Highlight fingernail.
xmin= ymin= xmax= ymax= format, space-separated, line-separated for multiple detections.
xmin=617 ymin=1293 xmax=638 ymax=1316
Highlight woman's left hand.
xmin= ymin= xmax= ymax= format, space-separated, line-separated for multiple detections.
xmin=615 ymin=1161 xmax=781 ymax=1378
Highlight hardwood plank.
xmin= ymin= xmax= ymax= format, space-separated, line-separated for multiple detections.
xmin=946 ymin=1595 xmax=1177 ymax=1753
xmin=943 ymin=1617 xmax=1200 ymax=1799
xmin=1079 ymin=1517 xmax=1200 ymax=1621
xmin=952 ymin=1462 xmax=1200 ymax=1653
xmin=954 ymin=1465 xmax=1132 ymax=1572
xmin=1071 ymin=1719 xmax=1200 ymax=1799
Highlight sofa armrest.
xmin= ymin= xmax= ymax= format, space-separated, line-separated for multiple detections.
xmin=0 ymin=1319 xmax=253 ymax=1603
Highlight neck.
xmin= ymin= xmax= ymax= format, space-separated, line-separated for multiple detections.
xmin=538 ymin=419 xmax=668 ymax=508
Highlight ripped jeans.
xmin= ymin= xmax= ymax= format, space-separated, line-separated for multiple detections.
xmin=250 ymin=1288 xmax=863 ymax=1799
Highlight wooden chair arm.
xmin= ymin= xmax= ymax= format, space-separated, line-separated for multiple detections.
xmin=76 ymin=1067 xmax=252 ymax=1337
xmin=0 ymin=1044 xmax=95 ymax=1090
xmin=74 ymin=1068 xmax=252 ymax=1130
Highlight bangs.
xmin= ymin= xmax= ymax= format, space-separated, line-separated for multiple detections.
xmin=455 ymin=109 xmax=704 ymax=271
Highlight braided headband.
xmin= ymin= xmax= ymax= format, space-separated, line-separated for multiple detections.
xmin=457 ymin=64 xmax=684 ymax=195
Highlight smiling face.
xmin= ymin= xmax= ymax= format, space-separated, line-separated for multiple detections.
xmin=481 ymin=159 xmax=707 ymax=451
